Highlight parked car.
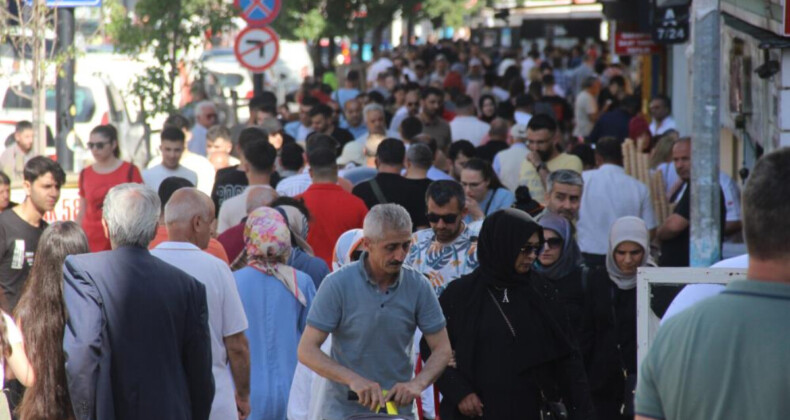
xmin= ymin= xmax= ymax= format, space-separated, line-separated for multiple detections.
xmin=0 ymin=73 xmax=147 ymax=170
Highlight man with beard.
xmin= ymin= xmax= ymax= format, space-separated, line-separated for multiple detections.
xmin=405 ymin=181 xmax=481 ymax=296
xmin=538 ymin=169 xmax=584 ymax=224
xmin=518 ymin=114 xmax=582 ymax=205
xmin=419 ymin=87 xmax=452 ymax=152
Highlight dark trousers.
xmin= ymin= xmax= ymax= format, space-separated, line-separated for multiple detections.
xmin=581 ymin=253 xmax=606 ymax=270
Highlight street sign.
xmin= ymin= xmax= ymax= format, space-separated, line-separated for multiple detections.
xmin=234 ymin=0 xmax=281 ymax=27
xmin=234 ymin=26 xmax=280 ymax=73
xmin=26 ymin=0 xmax=101 ymax=7
xmin=652 ymin=5 xmax=690 ymax=44
xmin=614 ymin=32 xmax=662 ymax=56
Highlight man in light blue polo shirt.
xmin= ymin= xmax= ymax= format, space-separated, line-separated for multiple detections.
xmin=298 ymin=204 xmax=452 ymax=420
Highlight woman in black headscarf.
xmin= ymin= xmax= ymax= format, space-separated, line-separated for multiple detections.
xmin=422 ymin=209 xmax=594 ymax=420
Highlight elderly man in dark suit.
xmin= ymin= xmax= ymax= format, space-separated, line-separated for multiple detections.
xmin=63 ymin=183 xmax=214 ymax=420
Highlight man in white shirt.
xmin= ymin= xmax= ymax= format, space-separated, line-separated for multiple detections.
xmin=576 ymin=136 xmax=656 ymax=267
xmin=388 ymin=87 xmax=421 ymax=135
xmin=189 ymin=101 xmax=217 ymax=156
xmin=513 ymin=94 xmax=533 ymax=126
xmin=449 ymin=94 xmax=490 ymax=146
xmin=573 ymin=76 xmax=602 ymax=138
xmin=648 ymin=95 xmax=677 ymax=137
xmin=151 ymin=187 xmax=250 ymax=420
xmin=143 ymin=127 xmax=198 ymax=192
xmin=148 ymin=113 xmax=216 ymax=196
xmin=494 ymin=123 xmax=528 ymax=191
xmin=217 ymin=131 xmax=278 ymax=233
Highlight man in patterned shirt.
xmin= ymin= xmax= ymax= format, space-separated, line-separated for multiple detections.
xmin=406 ymin=180 xmax=481 ymax=296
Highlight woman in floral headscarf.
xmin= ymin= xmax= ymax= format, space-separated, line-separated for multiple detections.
xmin=233 ymin=207 xmax=316 ymax=420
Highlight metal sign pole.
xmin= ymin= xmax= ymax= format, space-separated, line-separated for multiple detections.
xmin=56 ymin=7 xmax=75 ymax=171
xmin=690 ymin=0 xmax=722 ymax=267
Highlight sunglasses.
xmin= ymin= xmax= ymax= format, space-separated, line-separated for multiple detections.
xmin=350 ymin=249 xmax=363 ymax=262
xmin=519 ymin=243 xmax=545 ymax=256
xmin=87 ymin=141 xmax=109 ymax=150
xmin=426 ymin=213 xmax=458 ymax=224
xmin=545 ymin=237 xmax=563 ymax=249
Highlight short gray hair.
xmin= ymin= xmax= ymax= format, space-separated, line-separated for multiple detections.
xmin=196 ymin=100 xmax=216 ymax=115
xmin=363 ymin=204 xmax=412 ymax=240
xmin=546 ymin=169 xmax=584 ymax=194
xmin=406 ymin=143 xmax=433 ymax=170
xmin=363 ymin=103 xmax=384 ymax=121
xmin=103 ymin=183 xmax=161 ymax=248
xmin=164 ymin=188 xmax=211 ymax=225
xmin=245 ymin=186 xmax=279 ymax=214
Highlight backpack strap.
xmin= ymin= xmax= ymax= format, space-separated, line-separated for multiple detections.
xmin=369 ymin=178 xmax=388 ymax=205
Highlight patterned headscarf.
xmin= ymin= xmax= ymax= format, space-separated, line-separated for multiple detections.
xmin=332 ymin=229 xmax=365 ymax=272
xmin=245 ymin=207 xmax=306 ymax=306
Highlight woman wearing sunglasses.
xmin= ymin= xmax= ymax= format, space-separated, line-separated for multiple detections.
xmin=76 ymin=124 xmax=143 ymax=252
xmin=533 ymin=212 xmax=593 ymax=347
xmin=585 ymin=216 xmax=655 ymax=419
xmin=422 ymin=209 xmax=593 ymax=420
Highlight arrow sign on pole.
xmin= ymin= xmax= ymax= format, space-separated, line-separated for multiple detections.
xmin=235 ymin=0 xmax=281 ymax=27
xmin=234 ymin=26 xmax=280 ymax=73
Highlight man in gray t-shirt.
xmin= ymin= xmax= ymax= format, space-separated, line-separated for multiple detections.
xmin=298 ymin=204 xmax=451 ymax=420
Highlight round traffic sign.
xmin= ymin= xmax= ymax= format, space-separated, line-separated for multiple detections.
xmin=234 ymin=26 xmax=280 ymax=73
xmin=234 ymin=0 xmax=281 ymax=27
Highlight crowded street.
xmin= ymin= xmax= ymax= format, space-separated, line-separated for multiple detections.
xmin=0 ymin=0 xmax=788 ymax=419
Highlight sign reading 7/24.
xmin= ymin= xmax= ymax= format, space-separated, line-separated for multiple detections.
xmin=652 ymin=5 xmax=690 ymax=44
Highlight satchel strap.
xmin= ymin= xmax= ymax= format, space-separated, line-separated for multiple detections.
xmin=369 ymin=178 xmax=388 ymax=205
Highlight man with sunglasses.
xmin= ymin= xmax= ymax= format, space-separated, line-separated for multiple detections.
xmin=406 ymin=180 xmax=481 ymax=296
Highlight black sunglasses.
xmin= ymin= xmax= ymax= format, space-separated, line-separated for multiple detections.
xmin=350 ymin=249 xmax=363 ymax=262
xmin=87 ymin=141 xmax=109 ymax=150
xmin=520 ymin=243 xmax=545 ymax=256
xmin=545 ymin=237 xmax=563 ymax=249
xmin=426 ymin=213 xmax=458 ymax=224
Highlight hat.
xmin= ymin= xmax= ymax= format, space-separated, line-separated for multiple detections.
xmin=336 ymin=141 xmax=365 ymax=167
xmin=469 ymin=57 xmax=482 ymax=67
xmin=510 ymin=124 xmax=527 ymax=139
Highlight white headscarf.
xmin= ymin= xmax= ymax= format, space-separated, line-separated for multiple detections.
xmin=606 ymin=216 xmax=655 ymax=290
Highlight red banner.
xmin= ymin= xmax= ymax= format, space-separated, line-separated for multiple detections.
xmin=614 ymin=32 xmax=663 ymax=56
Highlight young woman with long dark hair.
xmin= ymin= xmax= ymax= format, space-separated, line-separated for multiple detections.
xmin=15 ymin=221 xmax=90 ymax=420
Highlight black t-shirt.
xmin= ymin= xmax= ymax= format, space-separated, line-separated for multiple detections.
xmin=659 ymin=183 xmax=727 ymax=267
xmin=475 ymin=141 xmax=510 ymax=164
xmin=211 ymin=166 xmax=281 ymax=216
xmin=352 ymin=173 xmax=433 ymax=230
xmin=330 ymin=127 xmax=356 ymax=149
xmin=0 ymin=209 xmax=47 ymax=311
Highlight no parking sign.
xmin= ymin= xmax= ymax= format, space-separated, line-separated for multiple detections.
xmin=234 ymin=0 xmax=281 ymax=27
xmin=234 ymin=26 xmax=280 ymax=73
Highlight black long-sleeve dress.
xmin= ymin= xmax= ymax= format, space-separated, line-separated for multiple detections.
xmin=422 ymin=271 xmax=596 ymax=420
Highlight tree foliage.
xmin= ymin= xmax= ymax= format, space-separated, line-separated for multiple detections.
xmin=107 ymin=0 xmax=234 ymax=120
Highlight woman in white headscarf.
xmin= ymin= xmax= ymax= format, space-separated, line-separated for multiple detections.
xmin=587 ymin=216 xmax=655 ymax=420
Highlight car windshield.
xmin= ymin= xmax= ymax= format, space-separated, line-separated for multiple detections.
xmin=2 ymin=85 xmax=96 ymax=123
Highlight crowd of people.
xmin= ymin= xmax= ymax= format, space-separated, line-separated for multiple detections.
xmin=0 ymin=38 xmax=781 ymax=420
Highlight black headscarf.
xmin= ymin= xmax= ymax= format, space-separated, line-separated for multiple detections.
xmin=477 ymin=208 xmax=545 ymax=288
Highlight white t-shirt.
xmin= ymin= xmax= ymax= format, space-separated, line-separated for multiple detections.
xmin=573 ymin=90 xmax=597 ymax=137
xmin=151 ymin=242 xmax=248 ymax=420
xmin=148 ymin=152 xmax=216 ymax=196
xmin=450 ymin=116 xmax=490 ymax=146
xmin=649 ymin=116 xmax=677 ymax=137
xmin=1 ymin=312 xmax=22 ymax=387
xmin=576 ymin=164 xmax=657 ymax=255
xmin=142 ymin=165 xmax=198 ymax=193
xmin=660 ymin=254 xmax=748 ymax=324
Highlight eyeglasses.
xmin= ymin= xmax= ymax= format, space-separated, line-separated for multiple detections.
xmin=520 ymin=243 xmax=544 ymax=256
xmin=426 ymin=213 xmax=459 ymax=224
xmin=545 ymin=237 xmax=563 ymax=249
xmin=87 ymin=141 xmax=109 ymax=150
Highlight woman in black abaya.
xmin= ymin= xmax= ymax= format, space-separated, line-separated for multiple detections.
xmin=423 ymin=209 xmax=594 ymax=419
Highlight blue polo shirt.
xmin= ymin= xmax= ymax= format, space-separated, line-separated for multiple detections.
xmin=306 ymin=253 xmax=446 ymax=420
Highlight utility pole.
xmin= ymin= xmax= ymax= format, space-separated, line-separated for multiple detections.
xmin=32 ymin=0 xmax=48 ymax=157
xmin=690 ymin=0 xmax=721 ymax=267
xmin=56 ymin=7 xmax=75 ymax=171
